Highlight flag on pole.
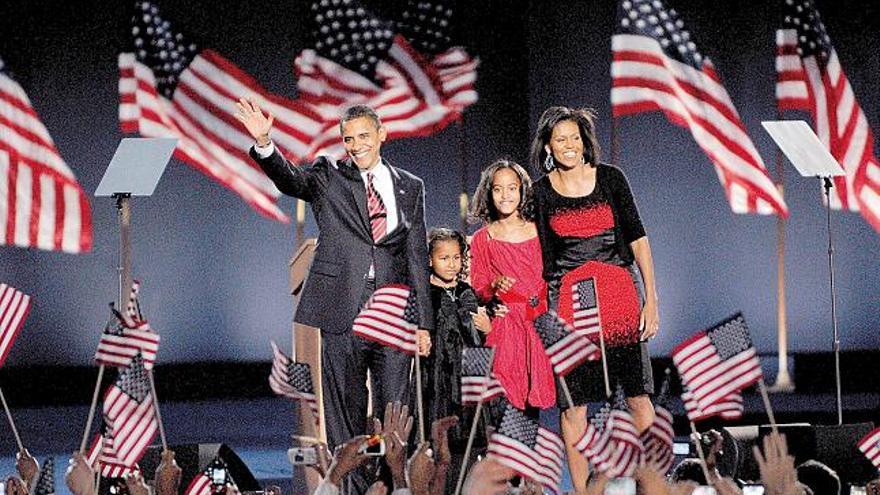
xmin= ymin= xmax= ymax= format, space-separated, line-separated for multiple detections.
xmin=640 ymin=374 xmax=674 ymax=473
xmin=460 ymin=346 xmax=504 ymax=406
xmin=352 ymin=284 xmax=419 ymax=354
xmin=672 ymin=312 xmax=762 ymax=413
xmin=94 ymin=293 xmax=160 ymax=370
xmin=268 ymin=341 xmax=320 ymax=425
xmin=119 ymin=1 xmax=478 ymax=222
xmin=86 ymin=424 xmax=140 ymax=478
xmin=533 ymin=311 xmax=600 ymax=376
xmin=102 ymin=354 xmax=158 ymax=467
xmin=570 ymin=278 xmax=601 ymax=341
xmin=0 ymin=283 xmax=31 ymax=367
xmin=611 ymin=0 xmax=788 ymax=217
xmin=487 ymin=402 xmax=565 ymax=495
xmin=682 ymin=387 xmax=743 ymax=422
xmin=856 ymin=426 xmax=880 ymax=470
xmin=575 ymin=387 xmax=643 ymax=479
xmin=775 ymin=0 xmax=880 ymax=232
xmin=0 ymin=56 xmax=92 ymax=253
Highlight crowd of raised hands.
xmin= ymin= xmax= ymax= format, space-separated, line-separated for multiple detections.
xmin=3 ymin=409 xmax=878 ymax=495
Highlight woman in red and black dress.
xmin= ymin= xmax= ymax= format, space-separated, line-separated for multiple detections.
xmin=530 ymin=106 xmax=660 ymax=490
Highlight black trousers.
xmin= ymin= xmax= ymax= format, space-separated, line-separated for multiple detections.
xmin=320 ymin=281 xmax=413 ymax=493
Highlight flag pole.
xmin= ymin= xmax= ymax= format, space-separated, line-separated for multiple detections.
xmin=414 ymin=352 xmax=425 ymax=444
xmin=769 ymin=109 xmax=794 ymax=393
xmin=453 ymin=348 xmax=496 ymax=495
xmin=148 ymin=371 xmax=168 ymax=449
xmin=595 ymin=291 xmax=612 ymax=399
xmin=757 ymin=379 xmax=779 ymax=435
xmin=458 ymin=119 xmax=469 ymax=234
xmin=79 ymin=365 xmax=105 ymax=453
xmin=688 ymin=422 xmax=715 ymax=487
xmin=0 ymin=385 xmax=24 ymax=451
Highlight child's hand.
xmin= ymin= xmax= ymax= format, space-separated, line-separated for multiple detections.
xmin=492 ymin=304 xmax=509 ymax=318
xmin=472 ymin=307 xmax=492 ymax=333
xmin=417 ymin=330 xmax=432 ymax=356
xmin=491 ymin=275 xmax=515 ymax=293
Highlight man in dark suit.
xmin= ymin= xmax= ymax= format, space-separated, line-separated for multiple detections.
xmin=235 ymin=99 xmax=432 ymax=459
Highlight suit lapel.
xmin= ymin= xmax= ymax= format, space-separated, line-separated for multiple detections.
xmin=339 ymin=159 xmax=372 ymax=237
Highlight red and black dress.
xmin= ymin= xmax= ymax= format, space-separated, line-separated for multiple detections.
xmin=534 ymin=163 xmax=654 ymax=406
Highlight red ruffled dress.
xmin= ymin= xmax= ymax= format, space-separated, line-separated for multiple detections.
xmin=470 ymin=227 xmax=556 ymax=410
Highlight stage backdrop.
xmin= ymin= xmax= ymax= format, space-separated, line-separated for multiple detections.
xmin=0 ymin=0 xmax=877 ymax=366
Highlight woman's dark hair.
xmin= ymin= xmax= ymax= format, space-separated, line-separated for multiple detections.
xmin=428 ymin=227 xmax=469 ymax=280
xmin=469 ymin=159 xmax=534 ymax=223
xmin=529 ymin=106 xmax=601 ymax=173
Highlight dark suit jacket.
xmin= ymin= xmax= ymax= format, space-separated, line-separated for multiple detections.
xmin=251 ymin=148 xmax=433 ymax=334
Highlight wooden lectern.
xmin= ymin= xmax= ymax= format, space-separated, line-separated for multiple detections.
xmin=287 ymin=238 xmax=323 ymax=492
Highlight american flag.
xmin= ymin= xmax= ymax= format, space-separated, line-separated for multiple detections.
xmin=0 ymin=57 xmax=92 ymax=253
xmin=776 ymin=0 xmax=880 ymax=232
xmin=672 ymin=313 xmax=762 ymax=413
xmin=32 ymin=456 xmax=54 ymax=495
xmin=94 ymin=299 xmax=160 ymax=371
xmin=575 ymin=388 xmax=643 ymax=479
xmin=183 ymin=471 xmax=213 ymax=495
xmin=0 ymin=283 xmax=31 ymax=367
xmin=86 ymin=425 xmax=139 ymax=478
xmin=856 ymin=426 xmax=880 ymax=470
xmin=460 ymin=346 xmax=504 ymax=406
xmin=570 ymin=278 xmax=601 ymax=341
xmin=533 ymin=311 xmax=600 ymax=377
xmin=352 ymin=284 xmax=419 ymax=354
xmin=612 ymin=0 xmax=788 ymax=217
xmin=268 ymin=341 xmax=320 ymax=426
xmin=640 ymin=374 xmax=674 ymax=473
xmin=102 ymin=353 xmax=158 ymax=467
xmin=487 ymin=403 xmax=565 ymax=495
xmin=293 ymin=0 xmax=478 ymax=158
xmin=682 ymin=387 xmax=743 ymax=422
xmin=119 ymin=1 xmax=477 ymax=222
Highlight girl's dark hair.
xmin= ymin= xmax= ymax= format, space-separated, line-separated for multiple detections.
xmin=529 ymin=106 xmax=602 ymax=173
xmin=428 ymin=227 xmax=469 ymax=279
xmin=469 ymin=158 xmax=534 ymax=223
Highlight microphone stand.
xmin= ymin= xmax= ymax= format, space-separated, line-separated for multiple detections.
xmin=821 ymin=177 xmax=843 ymax=426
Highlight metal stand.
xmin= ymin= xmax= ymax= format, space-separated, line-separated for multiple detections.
xmin=821 ymin=177 xmax=843 ymax=425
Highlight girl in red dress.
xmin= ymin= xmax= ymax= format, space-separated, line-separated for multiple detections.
xmin=469 ymin=159 xmax=556 ymax=411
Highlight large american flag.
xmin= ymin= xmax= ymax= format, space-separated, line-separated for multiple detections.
xmin=460 ymin=346 xmax=504 ymax=406
xmin=487 ymin=403 xmax=565 ymax=495
xmin=570 ymin=278 xmax=601 ymax=341
xmin=857 ymin=426 xmax=880 ymax=470
xmin=640 ymin=375 xmax=674 ymax=473
xmin=575 ymin=388 xmax=643 ymax=478
xmin=0 ymin=57 xmax=92 ymax=253
xmin=0 ymin=283 xmax=31 ymax=367
xmin=102 ymin=353 xmax=158 ymax=467
xmin=612 ymin=0 xmax=788 ymax=217
xmin=119 ymin=1 xmax=477 ymax=222
xmin=268 ymin=341 xmax=320 ymax=426
xmin=776 ymin=0 xmax=880 ymax=232
xmin=352 ymin=284 xmax=419 ymax=354
xmin=86 ymin=425 xmax=139 ymax=478
xmin=682 ymin=387 xmax=743 ymax=422
xmin=533 ymin=311 xmax=599 ymax=377
xmin=672 ymin=312 xmax=762 ymax=414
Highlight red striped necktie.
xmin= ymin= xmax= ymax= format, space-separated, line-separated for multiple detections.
xmin=366 ymin=171 xmax=387 ymax=242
